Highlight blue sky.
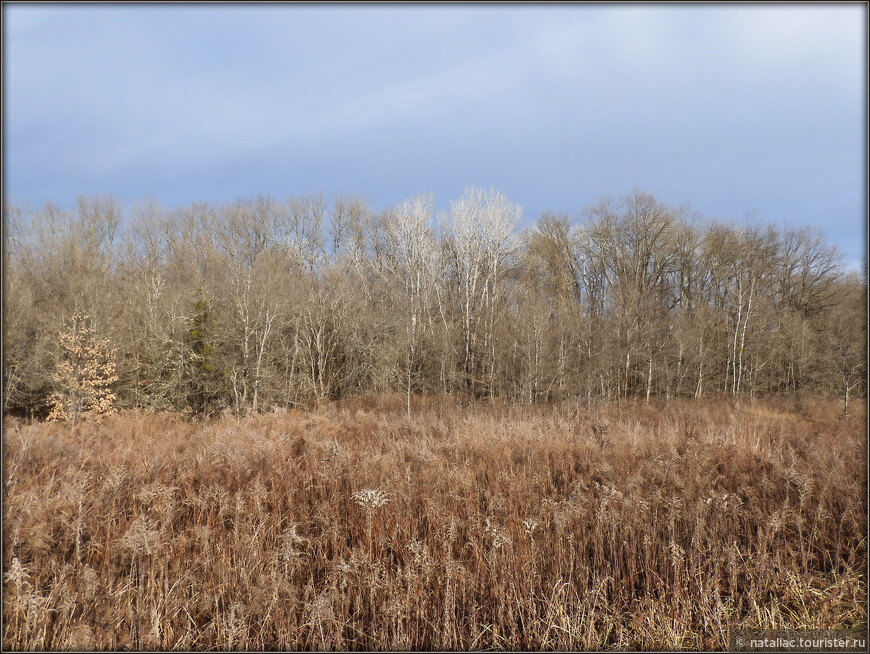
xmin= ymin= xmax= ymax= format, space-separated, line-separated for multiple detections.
xmin=3 ymin=3 xmax=866 ymax=269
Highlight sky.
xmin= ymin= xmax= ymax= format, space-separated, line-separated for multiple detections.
xmin=2 ymin=3 xmax=867 ymax=270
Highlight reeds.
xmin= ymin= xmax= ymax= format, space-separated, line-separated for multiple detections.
xmin=3 ymin=397 xmax=866 ymax=650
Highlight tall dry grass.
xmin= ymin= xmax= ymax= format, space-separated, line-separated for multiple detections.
xmin=3 ymin=397 xmax=866 ymax=650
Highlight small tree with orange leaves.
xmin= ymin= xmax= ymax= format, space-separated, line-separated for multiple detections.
xmin=47 ymin=313 xmax=118 ymax=424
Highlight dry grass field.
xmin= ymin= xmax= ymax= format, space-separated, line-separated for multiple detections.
xmin=2 ymin=397 xmax=866 ymax=650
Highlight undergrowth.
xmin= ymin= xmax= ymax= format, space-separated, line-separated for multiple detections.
xmin=3 ymin=397 xmax=866 ymax=650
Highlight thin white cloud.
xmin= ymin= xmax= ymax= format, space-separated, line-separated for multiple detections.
xmin=720 ymin=5 xmax=863 ymax=66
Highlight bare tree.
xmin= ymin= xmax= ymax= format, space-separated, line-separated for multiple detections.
xmin=213 ymin=197 xmax=286 ymax=413
xmin=3 ymin=188 xmax=864 ymax=416
xmin=819 ymin=274 xmax=865 ymax=415
xmin=586 ymin=191 xmax=677 ymax=401
xmin=772 ymin=225 xmax=843 ymax=401
xmin=288 ymin=195 xmax=328 ymax=272
xmin=440 ymin=188 xmax=521 ymax=398
xmin=383 ymin=194 xmax=437 ymax=415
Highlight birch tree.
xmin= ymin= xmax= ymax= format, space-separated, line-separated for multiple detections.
xmin=214 ymin=197 xmax=286 ymax=413
xmin=383 ymin=194 xmax=437 ymax=415
xmin=441 ymin=188 xmax=521 ymax=398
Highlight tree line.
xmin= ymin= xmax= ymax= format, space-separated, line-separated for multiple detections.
xmin=2 ymin=188 xmax=865 ymax=419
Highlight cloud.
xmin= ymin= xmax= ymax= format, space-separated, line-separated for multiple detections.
xmin=721 ymin=5 xmax=863 ymax=66
xmin=3 ymin=3 xmax=864 ymax=269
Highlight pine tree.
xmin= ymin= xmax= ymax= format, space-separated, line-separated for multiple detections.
xmin=186 ymin=295 xmax=223 ymax=415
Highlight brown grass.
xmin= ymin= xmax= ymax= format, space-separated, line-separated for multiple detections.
xmin=3 ymin=397 xmax=866 ymax=650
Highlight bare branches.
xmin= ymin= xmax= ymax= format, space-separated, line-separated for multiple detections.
xmin=2 ymin=189 xmax=863 ymax=416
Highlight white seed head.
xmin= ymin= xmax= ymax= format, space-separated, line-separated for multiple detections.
xmin=352 ymin=488 xmax=390 ymax=509
xmin=485 ymin=518 xmax=512 ymax=550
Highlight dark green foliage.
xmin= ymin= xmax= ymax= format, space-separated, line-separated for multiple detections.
xmin=184 ymin=294 xmax=224 ymax=415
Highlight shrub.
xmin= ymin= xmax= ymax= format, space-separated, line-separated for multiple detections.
xmin=46 ymin=313 xmax=118 ymax=424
